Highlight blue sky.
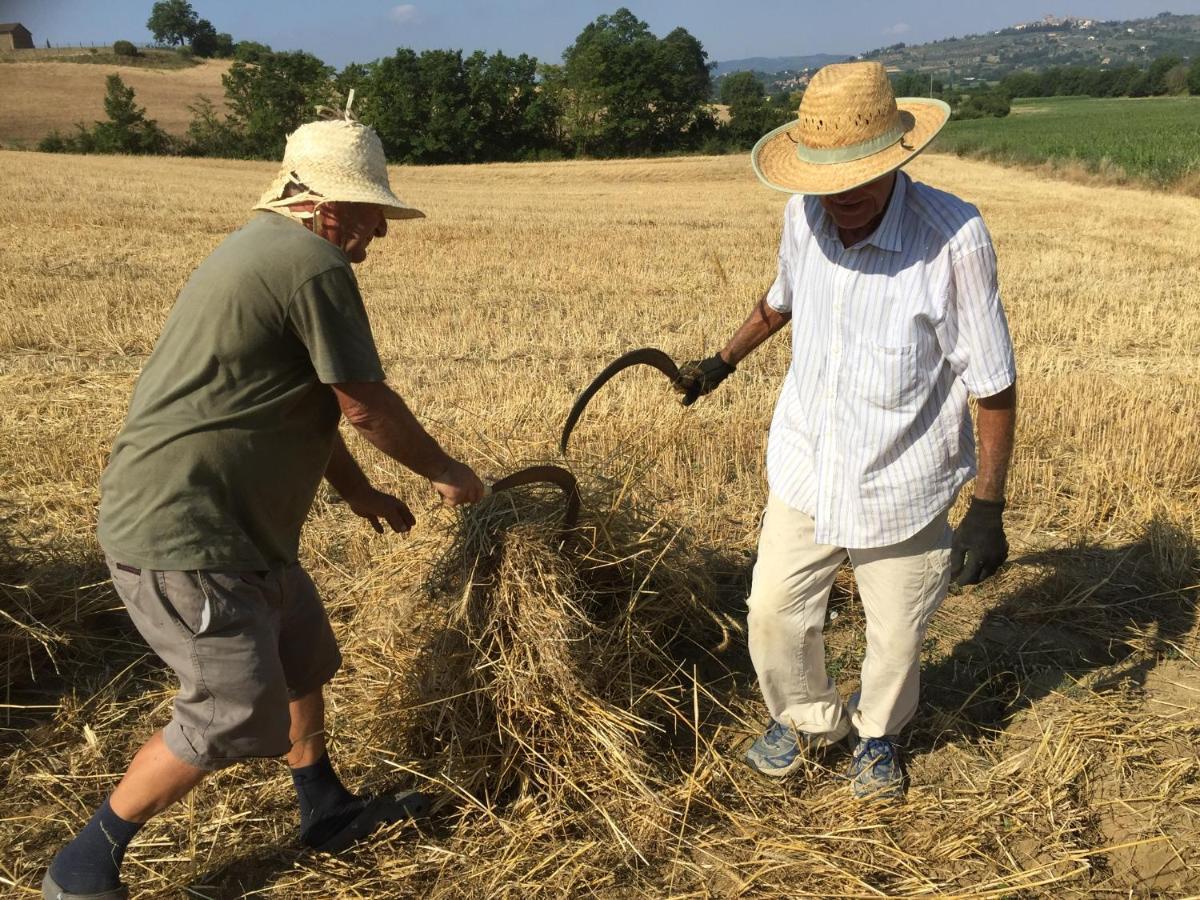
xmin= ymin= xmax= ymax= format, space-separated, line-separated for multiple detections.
xmin=2 ymin=1 xmax=1197 ymax=68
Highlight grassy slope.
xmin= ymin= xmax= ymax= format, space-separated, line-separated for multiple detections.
xmin=0 ymin=55 xmax=228 ymax=147
xmin=1 ymin=150 xmax=1198 ymax=897
xmin=935 ymin=96 xmax=1200 ymax=193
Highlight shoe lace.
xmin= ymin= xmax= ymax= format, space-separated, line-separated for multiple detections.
xmin=856 ymin=737 xmax=895 ymax=762
xmin=766 ymin=720 xmax=791 ymax=742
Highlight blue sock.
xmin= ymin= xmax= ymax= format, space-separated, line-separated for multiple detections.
xmin=49 ymin=797 xmax=142 ymax=893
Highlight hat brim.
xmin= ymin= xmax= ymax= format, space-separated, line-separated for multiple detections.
xmin=334 ymin=185 xmax=424 ymax=220
xmin=254 ymin=168 xmax=425 ymax=220
xmin=751 ymin=98 xmax=950 ymax=196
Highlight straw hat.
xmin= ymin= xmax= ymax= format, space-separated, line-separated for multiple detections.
xmin=255 ymin=94 xmax=423 ymax=220
xmin=751 ymin=61 xmax=950 ymax=196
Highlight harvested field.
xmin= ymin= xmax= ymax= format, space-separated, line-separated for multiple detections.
xmin=0 ymin=59 xmax=228 ymax=147
xmin=1 ymin=149 xmax=1198 ymax=897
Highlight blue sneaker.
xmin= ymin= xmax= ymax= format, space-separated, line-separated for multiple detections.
xmin=846 ymin=737 xmax=905 ymax=799
xmin=744 ymin=717 xmax=850 ymax=778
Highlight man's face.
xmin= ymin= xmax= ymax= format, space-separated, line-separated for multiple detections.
xmin=820 ymin=172 xmax=896 ymax=232
xmin=320 ymin=202 xmax=388 ymax=263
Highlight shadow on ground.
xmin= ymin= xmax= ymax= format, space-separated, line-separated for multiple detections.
xmin=0 ymin=524 xmax=159 ymax=749
xmin=915 ymin=515 xmax=1198 ymax=749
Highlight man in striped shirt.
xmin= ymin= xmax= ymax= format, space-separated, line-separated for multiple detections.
xmin=675 ymin=62 xmax=1016 ymax=799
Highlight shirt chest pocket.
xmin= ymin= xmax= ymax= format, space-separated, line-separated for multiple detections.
xmin=849 ymin=337 xmax=920 ymax=412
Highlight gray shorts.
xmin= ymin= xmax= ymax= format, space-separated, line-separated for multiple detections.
xmin=106 ymin=556 xmax=342 ymax=770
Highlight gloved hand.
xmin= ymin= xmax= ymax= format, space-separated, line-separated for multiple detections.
xmin=673 ymin=353 xmax=736 ymax=406
xmin=950 ymin=497 xmax=1008 ymax=586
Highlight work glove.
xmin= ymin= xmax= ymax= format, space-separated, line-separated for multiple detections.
xmin=950 ymin=497 xmax=1008 ymax=586
xmin=673 ymin=353 xmax=736 ymax=406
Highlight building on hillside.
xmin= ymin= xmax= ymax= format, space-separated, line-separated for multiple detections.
xmin=0 ymin=23 xmax=34 ymax=50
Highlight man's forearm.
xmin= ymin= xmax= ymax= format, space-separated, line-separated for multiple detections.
xmin=974 ymin=383 xmax=1017 ymax=502
xmin=324 ymin=433 xmax=372 ymax=500
xmin=332 ymin=382 xmax=453 ymax=481
xmin=719 ymin=293 xmax=791 ymax=366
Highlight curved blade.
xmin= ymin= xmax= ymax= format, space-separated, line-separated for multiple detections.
xmin=560 ymin=348 xmax=681 ymax=453
xmin=489 ymin=465 xmax=581 ymax=530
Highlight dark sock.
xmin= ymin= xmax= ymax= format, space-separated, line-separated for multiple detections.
xmin=291 ymin=753 xmax=364 ymax=845
xmin=49 ymin=797 xmax=143 ymax=893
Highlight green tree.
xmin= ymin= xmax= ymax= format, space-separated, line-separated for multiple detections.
xmin=1163 ymin=63 xmax=1190 ymax=95
xmin=414 ymin=49 xmax=474 ymax=162
xmin=1189 ymin=59 xmax=1200 ymax=95
xmin=463 ymin=50 xmax=560 ymax=160
xmin=720 ymin=71 xmax=765 ymax=108
xmin=1110 ymin=65 xmax=1143 ymax=97
xmin=561 ymin=8 xmax=656 ymax=155
xmin=891 ymin=70 xmax=933 ymax=98
xmin=184 ymin=97 xmax=242 ymax=157
xmin=190 ymin=18 xmax=218 ymax=57
xmin=335 ymin=62 xmax=370 ymax=100
xmin=221 ymin=51 xmax=336 ymax=158
xmin=360 ymin=48 xmax=557 ymax=163
xmin=42 ymin=74 xmax=173 ymax=155
xmin=650 ymin=27 xmax=712 ymax=150
xmin=92 ymin=74 xmax=172 ymax=153
xmin=999 ymin=71 xmax=1043 ymax=99
xmin=561 ymin=8 xmax=711 ymax=156
xmin=719 ymin=71 xmax=789 ymax=148
xmin=234 ymin=40 xmax=272 ymax=63
xmin=1145 ymin=55 xmax=1183 ymax=95
xmin=147 ymin=0 xmax=198 ymax=46
xmin=951 ymin=90 xmax=1010 ymax=120
xmin=358 ymin=49 xmax=424 ymax=162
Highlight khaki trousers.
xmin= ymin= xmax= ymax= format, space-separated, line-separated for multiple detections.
xmin=746 ymin=492 xmax=953 ymax=739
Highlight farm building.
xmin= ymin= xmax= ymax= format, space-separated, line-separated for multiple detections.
xmin=0 ymin=23 xmax=34 ymax=50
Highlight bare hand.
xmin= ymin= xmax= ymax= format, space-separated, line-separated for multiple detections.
xmin=345 ymin=485 xmax=416 ymax=534
xmin=431 ymin=459 xmax=486 ymax=507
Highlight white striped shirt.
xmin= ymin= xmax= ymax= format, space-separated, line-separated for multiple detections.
xmin=764 ymin=171 xmax=1016 ymax=549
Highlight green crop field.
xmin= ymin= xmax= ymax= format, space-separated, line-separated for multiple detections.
xmin=935 ymin=96 xmax=1200 ymax=191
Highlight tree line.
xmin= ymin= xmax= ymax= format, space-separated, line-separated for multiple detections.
xmin=997 ymin=56 xmax=1200 ymax=99
xmin=42 ymin=7 xmax=784 ymax=161
xmin=37 ymin=2 xmax=1200 ymax=162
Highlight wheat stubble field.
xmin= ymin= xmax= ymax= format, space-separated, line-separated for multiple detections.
xmin=1 ymin=148 xmax=1198 ymax=898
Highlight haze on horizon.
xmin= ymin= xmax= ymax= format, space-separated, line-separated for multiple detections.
xmin=2 ymin=0 xmax=1197 ymax=68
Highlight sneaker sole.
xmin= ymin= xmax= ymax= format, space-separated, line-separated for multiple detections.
xmin=42 ymin=870 xmax=129 ymax=900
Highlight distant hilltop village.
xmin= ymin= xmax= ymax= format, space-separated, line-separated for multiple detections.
xmin=1004 ymin=15 xmax=1098 ymax=32
xmin=716 ymin=10 xmax=1200 ymax=92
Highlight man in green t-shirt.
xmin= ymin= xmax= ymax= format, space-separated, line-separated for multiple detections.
xmin=44 ymin=113 xmax=484 ymax=900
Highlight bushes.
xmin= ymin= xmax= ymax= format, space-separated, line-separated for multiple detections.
xmin=953 ymin=91 xmax=1012 ymax=120
xmin=113 ymin=40 xmax=140 ymax=58
xmin=999 ymin=57 xmax=1192 ymax=99
xmin=38 ymin=74 xmax=174 ymax=156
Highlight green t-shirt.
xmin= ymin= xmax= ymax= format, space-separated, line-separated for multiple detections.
xmin=98 ymin=212 xmax=385 ymax=571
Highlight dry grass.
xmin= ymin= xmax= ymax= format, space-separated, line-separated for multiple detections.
xmin=1 ymin=149 xmax=1198 ymax=897
xmin=0 ymin=59 xmax=228 ymax=147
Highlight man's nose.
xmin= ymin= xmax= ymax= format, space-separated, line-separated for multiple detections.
xmin=375 ymin=217 xmax=388 ymax=239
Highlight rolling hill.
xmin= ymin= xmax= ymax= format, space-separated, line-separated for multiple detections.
xmin=714 ymin=11 xmax=1200 ymax=91
xmin=0 ymin=54 xmax=228 ymax=148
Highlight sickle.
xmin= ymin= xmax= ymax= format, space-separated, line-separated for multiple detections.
xmin=485 ymin=465 xmax=581 ymax=531
xmin=559 ymin=348 xmax=681 ymax=453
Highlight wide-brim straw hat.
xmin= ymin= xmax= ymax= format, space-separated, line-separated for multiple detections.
xmin=255 ymin=98 xmax=423 ymax=220
xmin=752 ymin=61 xmax=950 ymax=196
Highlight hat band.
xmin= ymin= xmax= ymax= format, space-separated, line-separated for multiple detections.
xmin=794 ymin=122 xmax=906 ymax=165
